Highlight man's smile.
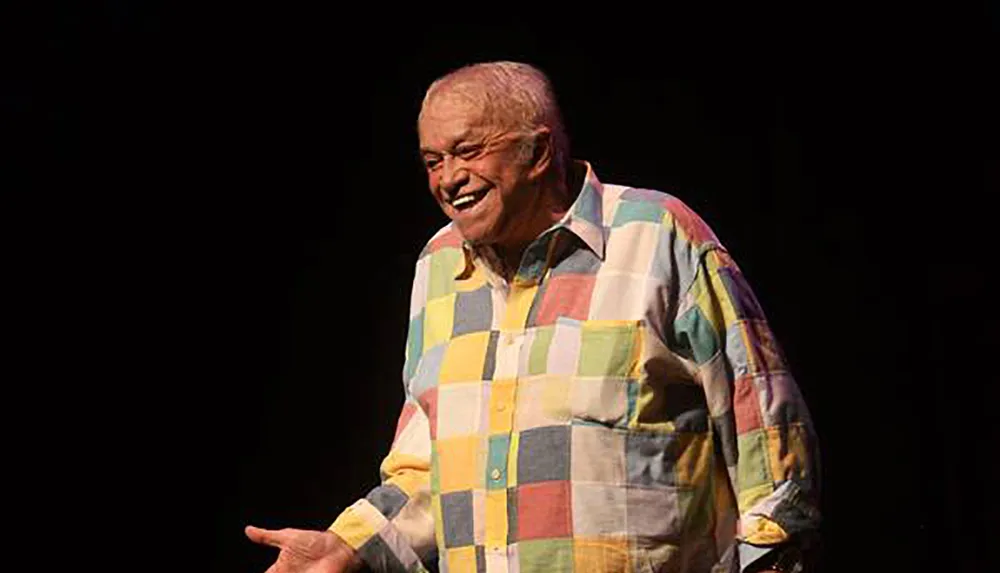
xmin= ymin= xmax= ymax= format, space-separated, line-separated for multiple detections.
xmin=449 ymin=188 xmax=491 ymax=213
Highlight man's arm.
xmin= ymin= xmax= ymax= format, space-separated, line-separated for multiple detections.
xmin=248 ymin=257 xmax=438 ymax=573
xmin=246 ymin=394 xmax=435 ymax=573
xmin=672 ymin=245 xmax=821 ymax=572
xmin=325 ymin=254 xmax=438 ymax=572
xmin=326 ymin=395 xmax=435 ymax=572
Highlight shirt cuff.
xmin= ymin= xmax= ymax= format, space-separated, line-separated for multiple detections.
xmin=740 ymin=480 xmax=820 ymax=543
xmin=329 ymin=498 xmax=428 ymax=572
xmin=739 ymin=542 xmax=780 ymax=572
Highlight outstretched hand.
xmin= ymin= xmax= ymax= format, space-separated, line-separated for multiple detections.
xmin=245 ymin=525 xmax=362 ymax=573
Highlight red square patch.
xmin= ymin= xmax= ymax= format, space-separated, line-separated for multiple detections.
xmin=417 ymin=387 xmax=438 ymax=440
xmin=427 ymin=229 xmax=463 ymax=252
xmin=733 ymin=374 xmax=763 ymax=433
xmin=534 ymin=274 xmax=595 ymax=326
xmin=517 ymin=480 xmax=573 ymax=540
xmin=393 ymin=401 xmax=418 ymax=444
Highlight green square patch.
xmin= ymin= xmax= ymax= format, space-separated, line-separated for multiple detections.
xmin=404 ymin=310 xmax=424 ymax=382
xmin=528 ymin=326 xmax=555 ymax=375
xmin=578 ymin=323 xmax=638 ymax=377
xmin=517 ymin=538 xmax=573 ymax=573
xmin=430 ymin=441 xmax=441 ymax=495
xmin=428 ymin=248 xmax=463 ymax=301
xmin=736 ymin=428 xmax=772 ymax=493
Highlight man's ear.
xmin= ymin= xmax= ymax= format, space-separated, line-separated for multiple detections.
xmin=526 ymin=127 xmax=553 ymax=181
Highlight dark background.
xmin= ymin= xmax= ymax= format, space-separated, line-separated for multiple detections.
xmin=23 ymin=4 xmax=994 ymax=572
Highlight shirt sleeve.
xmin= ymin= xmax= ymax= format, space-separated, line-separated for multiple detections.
xmin=328 ymin=264 xmax=436 ymax=573
xmin=672 ymin=245 xmax=821 ymax=571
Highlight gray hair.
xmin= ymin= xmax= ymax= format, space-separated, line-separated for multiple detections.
xmin=419 ymin=61 xmax=571 ymax=179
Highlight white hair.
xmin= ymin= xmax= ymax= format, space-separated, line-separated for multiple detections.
xmin=419 ymin=61 xmax=571 ymax=179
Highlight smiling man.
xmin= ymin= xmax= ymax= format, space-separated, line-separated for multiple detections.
xmin=246 ymin=61 xmax=821 ymax=573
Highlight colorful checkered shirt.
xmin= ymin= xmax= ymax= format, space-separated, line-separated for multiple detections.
xmin=329 ymin=161 xmax=820 ymax=573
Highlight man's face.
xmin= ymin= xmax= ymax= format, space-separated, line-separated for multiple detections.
xmin=418 ymin=97 xmax=537 ymax=248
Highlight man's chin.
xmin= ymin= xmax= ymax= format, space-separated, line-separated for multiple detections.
xmin=455 ymin=222 xmax=496 ymax=247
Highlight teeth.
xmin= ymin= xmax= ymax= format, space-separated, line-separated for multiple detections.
xmin=452 ymin=194 xmax=478 ymax=208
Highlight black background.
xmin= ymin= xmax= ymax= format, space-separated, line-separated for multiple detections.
xmin=22 ymin=4 xmax=995 ymax=572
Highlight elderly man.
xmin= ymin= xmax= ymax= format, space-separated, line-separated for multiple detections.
xmin=246 ymin=61 xmax=820 ymax=573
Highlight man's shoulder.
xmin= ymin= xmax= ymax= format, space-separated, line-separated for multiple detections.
xmin=415 ymin=222 xmax=464 ymax=261
xmin=603 ymin=184 xmax=721 ymax=251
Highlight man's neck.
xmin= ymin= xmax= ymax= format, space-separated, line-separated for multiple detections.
xmin=492 ymin=165 xmax=581 ymax=282
xmin=493 ymin=243 xmax=528 ymax=283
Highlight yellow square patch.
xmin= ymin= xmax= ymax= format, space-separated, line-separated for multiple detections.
xmin=455 ymin=265 xmax=487 ymax=293
xmin=501 ymin=283 xmax=539 ymax=331
xmin=437 ymin=436 xmax=480 ymax=493
xmin=484 ymin=489 xmax=509 ymax=549
xmin=439 ymin=331 xmax=491 ymax=384
xmin=767 ymin=423 xmax=810 ymax=482
xmin=506 ymin=431 xmax=520 ymax=488
xmin=675 ymin=432 xmax=712 ymax=487
xmin=488 ymin=379 xmax=517 ymax=434
xmin=431 ymin=494 xmax=445 ymax=548
xmin=424 ymin=293 xmax=457 ymax=351
xmin=704 ymin=250 xmax=738 ymax=329
xmin=328 ymin=499 xmax=386 ymax=550
xmin=573 ymin=537 xmax=631 ymax=573
xmin=445 ymin=546 xmax=477 ymax=572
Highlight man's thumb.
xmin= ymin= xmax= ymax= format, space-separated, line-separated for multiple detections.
xmin=245 ymin=525 xmax=288 ymax=548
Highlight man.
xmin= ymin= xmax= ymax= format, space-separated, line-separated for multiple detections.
xmin=246 ymin=61 xmax=820 ymax=573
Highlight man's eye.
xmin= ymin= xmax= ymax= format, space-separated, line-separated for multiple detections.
xmin=424 ymin=159 xmax=440 ymax=170
xmin=456 ymin=146 xmax=482 ymax=159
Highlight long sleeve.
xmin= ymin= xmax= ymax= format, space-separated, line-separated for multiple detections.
xmin=672 ymin=245 xmax=821 ymax=570
xmin=328 ymin=266 xmax=437 ymax=572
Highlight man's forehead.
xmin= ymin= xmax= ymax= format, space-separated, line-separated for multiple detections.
xmin=418 ymin=102 xmax=495 ymax=151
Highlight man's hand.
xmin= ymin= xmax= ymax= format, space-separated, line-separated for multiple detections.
xmin=245 ymin=525 xmax=363 ymax=573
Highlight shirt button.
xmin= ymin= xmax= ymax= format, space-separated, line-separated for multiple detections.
xmin=490 ymin=468 xmax=502 ymax=480
xmin=496 ymin=402 xmax=506 ymax=412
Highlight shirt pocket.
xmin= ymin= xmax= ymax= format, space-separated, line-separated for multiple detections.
xmin=551 ymin=317 xmax=645 ymax=429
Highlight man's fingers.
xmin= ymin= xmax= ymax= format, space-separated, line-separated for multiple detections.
xmin=245 ymin=525 xmax=290 ymax=549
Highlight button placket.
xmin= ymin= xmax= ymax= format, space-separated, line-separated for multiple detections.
xmin=486 ymin=279 xmax=539 ymax=572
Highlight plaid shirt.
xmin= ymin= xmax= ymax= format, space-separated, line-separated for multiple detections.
xmin=329 ymin=161 xmax=820 ymax=573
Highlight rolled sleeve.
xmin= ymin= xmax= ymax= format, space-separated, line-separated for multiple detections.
xmin=328 ymin=398 xmax=435 ymax=572
xmin=672 ymin=246 xmax=821 ymax=570
xmin=328 ymin=257 xmax=437 ymax=572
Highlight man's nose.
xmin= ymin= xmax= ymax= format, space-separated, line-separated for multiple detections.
xmin=440 ymin=156 xmax=470 ymax=197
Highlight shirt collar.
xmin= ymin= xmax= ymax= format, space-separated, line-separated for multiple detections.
xmin=558 ymin=159 xmax=607 ymax=260
xmin=456 ymin=159 xmax=606 ymax=281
